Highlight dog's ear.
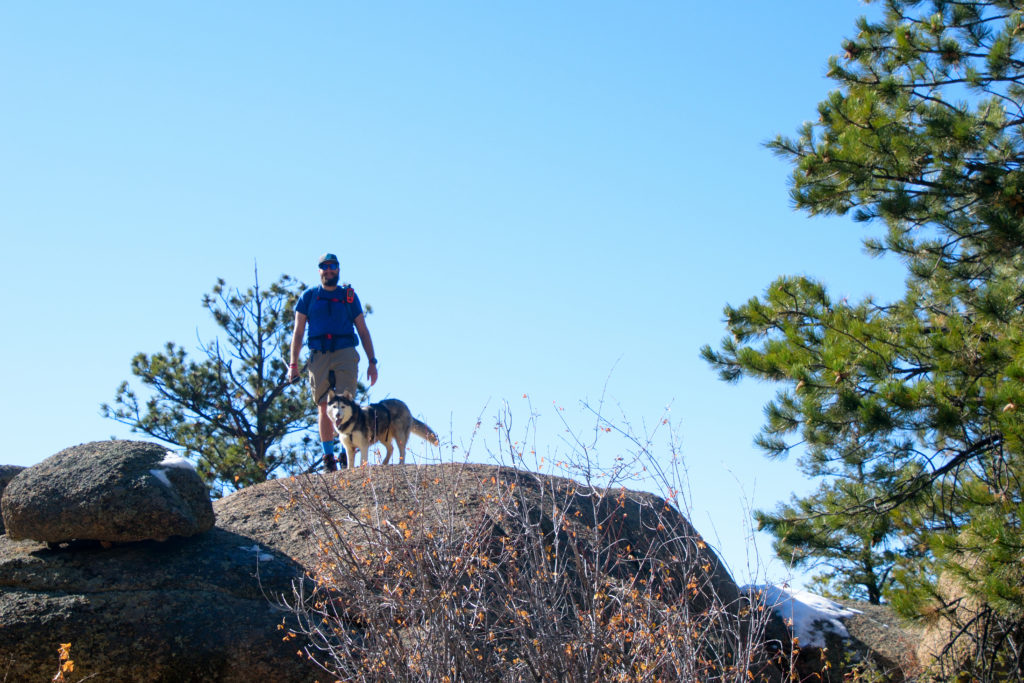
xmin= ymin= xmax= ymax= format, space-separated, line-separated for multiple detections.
xmin=341 ymin=390 xmax=354 ymax=401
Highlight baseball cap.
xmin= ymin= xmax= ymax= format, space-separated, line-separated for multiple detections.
xmin=318 ymin=252 xmax=339 ymax=266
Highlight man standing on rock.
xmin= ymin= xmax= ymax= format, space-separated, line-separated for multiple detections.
xmin=288 ymin=252 xmax=378 ymax=471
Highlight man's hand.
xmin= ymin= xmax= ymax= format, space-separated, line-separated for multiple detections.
xmin=367 ymin=363 xmax=378 ymax=387
xmin=287 ymin=364 xmax=301 ymax=383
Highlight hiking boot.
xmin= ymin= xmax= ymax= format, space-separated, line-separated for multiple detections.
xmin=324 ymin=453 xmax=337 ymax=472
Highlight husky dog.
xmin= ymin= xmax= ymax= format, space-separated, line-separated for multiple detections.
xmin=326 ymin=390 xmax=440 ymax=467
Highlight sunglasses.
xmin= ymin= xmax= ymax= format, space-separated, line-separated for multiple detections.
xmin=319 ymin=263 xmax=339 ymax=271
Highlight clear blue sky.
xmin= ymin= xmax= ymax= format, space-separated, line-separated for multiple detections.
xmin=0 ymin=1 xmax=904 ymax=588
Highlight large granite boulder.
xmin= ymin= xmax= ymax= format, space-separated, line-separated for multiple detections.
xmin=0 ymin=465 xmax=25 ymax=534
xmin=216 ymin=463 xmax=744 ymax=612
xmin=1 ymin=441 xmax=213 ymax=543
xmin=217 ymin=463 xmax=782 ymax=681
xmin=0 ymin=528 xmax=317 ymax=681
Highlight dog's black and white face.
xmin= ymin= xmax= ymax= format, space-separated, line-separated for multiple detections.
xmin=327 ymin=391 xmax=357 ymax=430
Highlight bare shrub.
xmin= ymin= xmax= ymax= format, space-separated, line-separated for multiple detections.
xmin=917 ymin=562 xmax=1024 ymax=682
xmin=281 ymin=403 xmax=786 ymax=682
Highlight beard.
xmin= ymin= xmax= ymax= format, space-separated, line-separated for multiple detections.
xmin=320 ymin=272 xmax=340 ymax=287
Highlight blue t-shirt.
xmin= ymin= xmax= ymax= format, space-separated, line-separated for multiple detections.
xmin=296 ymin=285 xmax=364 ymax=351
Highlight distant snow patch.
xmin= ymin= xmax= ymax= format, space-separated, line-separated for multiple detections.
xmin=160 ymin=452 xmax=195 ymax=469
xmin=150 ymin=468 xmax=173 ymax=488
xmin=745 ymin=585 xmax=862 ymax=649
xmin=239 ymin=544 xmax=275 ymax=563
xmin=150 ymin=452 xmax=194 ymax=488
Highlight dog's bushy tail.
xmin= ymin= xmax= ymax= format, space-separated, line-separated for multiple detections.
xmin=411 ymin=419 xmax=440 ymax=446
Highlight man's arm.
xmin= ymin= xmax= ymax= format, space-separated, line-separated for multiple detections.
xmin=353 ymin=313 xmax=378 ymax=386
xmin=288 ymin=312 xmax=307 ymax=382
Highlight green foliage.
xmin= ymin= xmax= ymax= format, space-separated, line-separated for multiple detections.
xmin=703 ymin=0 xmax=1024 ymax=674
xmin=102 ymin=269 xmax=316 ymax=496
xmin=755 ymin=474 xmax=930 ymax=606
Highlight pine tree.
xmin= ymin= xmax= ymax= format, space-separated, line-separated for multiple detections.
xmin=103 ymin=269 xmax=321 ymax=495
xmin=755 ymin=467 xmax=927 ymax=606
xmin=702 ymin=0 xmax=1024 ymax=673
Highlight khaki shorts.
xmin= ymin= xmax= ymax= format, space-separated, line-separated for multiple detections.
xmin=308 ymin=347 xmax=360 ymax=404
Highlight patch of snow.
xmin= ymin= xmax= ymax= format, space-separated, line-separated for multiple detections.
xmin=744 ymin=584 xmax=862 ymax=649
xmin=150 ymin=468 xmax=172 ymax=488
xmin=160 ymin=452 xmax=195 ymax=469
xmin=150 ymin=453 xmax=194 ymax=488
xmin=239 ymin=544 xmax=275 ymax=563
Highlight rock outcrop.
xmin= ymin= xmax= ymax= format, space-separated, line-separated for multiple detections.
xmin=839 ymin=601 xmax=923 ymax=681
xmin=0 ymin=444 xmax=784 ymax=681
xmin=2 ymin=441 xmax=214 ymax=543
xmin=216 ymin=463 xmax=743 ymax=614
xmin=788 ymin=600 xmax=922 ymax=682
xmin=217 ymin=463 xmax=772 ymax=681
xmin=742 ymin=585 xmax=924 ymax=682
xmin=0 ymin=528 xmax=316 ymax=681
xmin=0 ymin=465 xmax=24 ymax=535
